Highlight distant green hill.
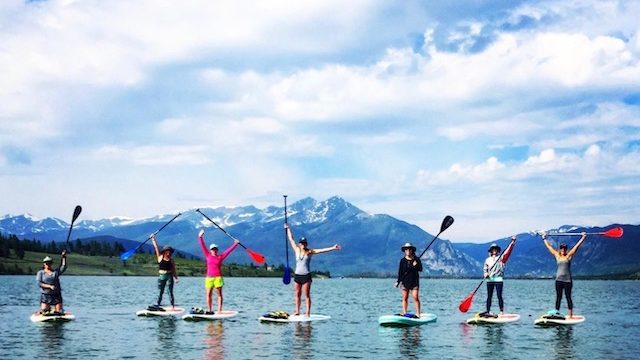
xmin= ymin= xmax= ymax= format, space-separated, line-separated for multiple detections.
xmin=1 ymin=250 xmax=282 ymax=277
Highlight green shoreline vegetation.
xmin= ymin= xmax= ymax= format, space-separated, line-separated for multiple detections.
xmin=0 ymin=232 xmax=331 ymax=278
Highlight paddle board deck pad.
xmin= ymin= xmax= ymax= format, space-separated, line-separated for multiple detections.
xmin=466 ymin=313 xmax=520 ymax=324
xmin=258 ymin=311 xmax=331 ymax=323
xmin=378 ymin=313 xmax=437 ymax=327
xmin=534 ymin=314 xmax=585 ymax=326
xmin=136 ymin=306 xmax=185 ymax=317
xmin=182 ymin=309 xmax=238 ymax=321
xmin=31 ymin=311 xmax=75 ymax=323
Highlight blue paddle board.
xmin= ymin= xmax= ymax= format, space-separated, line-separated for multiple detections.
xmin=378 ymin=313 xmax=437 ymax=327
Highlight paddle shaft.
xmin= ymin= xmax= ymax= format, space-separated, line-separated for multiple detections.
xmin=195 ymin=209 xmax=244 ymax=246
xmin=283 ymin=195 xmax=292 ymax=284
xmin=121 ymin=212 xmax=181 ymax=259
xmin=64 ymin=205 xmax=82 ymax=250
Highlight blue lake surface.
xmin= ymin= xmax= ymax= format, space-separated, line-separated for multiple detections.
xmin=1 ymin=276 xmax=639 ymax=359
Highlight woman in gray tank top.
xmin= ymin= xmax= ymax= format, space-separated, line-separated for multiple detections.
xmin=542 ymin=232 xmax=587 ymax=319
xmin=285 ymin=223 xmax=341 ymax=317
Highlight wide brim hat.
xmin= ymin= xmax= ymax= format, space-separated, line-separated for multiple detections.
xmin=488 ymin=243 xmax=501 ymax=253
xmin=42 ymin=256 xmax=53 ymax=263
xmin=161 ymin=245 xmax=175 ymax=254
xmin=401 ymin=242 xmax=416 ymax=252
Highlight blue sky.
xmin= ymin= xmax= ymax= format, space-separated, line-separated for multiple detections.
xmin=1 ymin=0 xmax=639 ymax=242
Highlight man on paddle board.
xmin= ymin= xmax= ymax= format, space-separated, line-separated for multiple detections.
xmin=542 ymin=231 xmax=587 ymax=319
xmin=481 ymin=236 xmax=516 ymax=317
xmin=151 ymin=235 xmax=179 ymax=309
xmin=197 ymin=229 xmax=240 ymax=313
xmin=395 ymin=243 xmax=423 ymax=317
xmin=285 ymin=223 xmax=341 ymax=317
xmin=36 ymin=250 xmax=67 ymax=314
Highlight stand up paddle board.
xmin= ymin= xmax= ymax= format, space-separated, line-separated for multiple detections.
xmin=378 ymin=313 xmax=437 ymax=327
xmin=258 ymin=311 xmax=331 ymax=323
xmin=30 ymin=311 xmax=75 ymax=323
xmin=534 ymin=314 xmax=585 ymax=326
xmin=136 ymin=305 xmax=185 ymax=317
xmin=182 ymin=308 xmax=238 ymax=321
xmin=466 ymin=313 xmax=520 ymax=324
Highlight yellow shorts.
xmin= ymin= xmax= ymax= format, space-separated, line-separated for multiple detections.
xmin=205 ymin=276 xmax=224 ymax=289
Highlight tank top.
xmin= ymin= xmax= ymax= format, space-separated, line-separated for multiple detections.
xmin=556 ymin=258 xmax=571 ymax=282
xmin=295 ymin=252 xmax=311 ymax=275
xmin=159 ymin=258 xmax=173 ymax=272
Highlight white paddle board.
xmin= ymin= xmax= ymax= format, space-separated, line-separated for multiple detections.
xmin=466 ymin=313 xmax=520 ymax=324
xmin=30 ymin=311 xmax=75 ymax=323
xmin=378 ymin=313 xmax=437 ymax=327
xmin=182 ymin=310 xmax=238 ymax=321
xmin=259 ymin=312 xmax=331 ymax=323
xmin=534 ymin=314 xmax=585 ymax=326
xmin=136 ymin=306 xmax=185 ymax=317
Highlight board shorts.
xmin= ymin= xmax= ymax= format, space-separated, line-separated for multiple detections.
xmin=205 ymin=276 xmax=224 ymax=289
xmin=294 ymin=273 xmax=312 ymax=285
xmin=41 ymin=292 xmax=63 ymax=305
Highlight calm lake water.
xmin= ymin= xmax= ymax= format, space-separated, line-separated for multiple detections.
xmin=1 ymin=276 xmax=638 ymax=359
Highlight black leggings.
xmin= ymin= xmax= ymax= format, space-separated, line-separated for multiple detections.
xmin=555 ymin=280 xmax=573 ymax=310
xmin=158 ymin=275 xmax=175 ymax=306
xmin=486 ymin=282 xmax=504 ymax=312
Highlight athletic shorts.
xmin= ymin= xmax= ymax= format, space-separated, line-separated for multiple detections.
xmin=40 ymin=293 xmax=63 ymax=305
xmin=205 ymin=276 xmax=224 ymax=289
xmin=294 ymin=273 xmax=312 ymax=285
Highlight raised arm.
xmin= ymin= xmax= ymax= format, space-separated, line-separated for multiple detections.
xmin=284 ymin=224 xmax=298 ymax=255
xmin=150 ymin=234 xmax=161 ymax=259
xmin=59 ymin=250 xmax=67 ymax=274
xmin=310 ymin=244 xmax=341 ymax=255
xmin=542 ymin=233 xmax=559 ymax=257
xmin=219 ymin=240 xmax=240 ymax=261
xmin=197 ymin=230 xmax=208 ymax=257
xmin=501 ymin=236 xmax=517 ymax=263
xmin=567 ymin=232 xmax=587 ymax=258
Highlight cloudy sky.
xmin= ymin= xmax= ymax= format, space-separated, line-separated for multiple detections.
xmin=1 ymin=0 xmax=639 ymax=242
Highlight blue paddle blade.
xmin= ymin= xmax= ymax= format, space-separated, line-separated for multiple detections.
xmin=282 ymin=267 xmax=291 ymax=284
xmin=120 ymin=248 xmax=136 ymax=261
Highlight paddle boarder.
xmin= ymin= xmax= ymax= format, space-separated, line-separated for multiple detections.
xmin=197 ymin=229 xmax=240 ymax=313
xmin=394 ymin=243 xmax=423 ymax=317
xmin=542 ymin=231 xmax=587 ymax=319
xmin=151 ymin=234 xmax=179 ymax=309
xmin=481 ymin=236 xmax=516 ymax=317
xmin=285 ymin=223 xmax=341 ymax=317
xmin=36 ymin=250 xmax=67 ymax=314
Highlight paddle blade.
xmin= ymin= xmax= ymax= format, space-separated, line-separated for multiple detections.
xmin=459 ymin=294 xmax=474 ymax=313
xmin=120 ymin=247 xmax=136 ymax=261
xmin=246 ymin=248 xmax=266 ymax=264
xmin=440 ymin=215 xmax=454 ymax=232
xmin=283 ymin=266 xmax=291 ymax=285
xmin=72 ymin=205 xmax=82 ymax=223
xmin=603 ymin=227 xmax=623 ymax=238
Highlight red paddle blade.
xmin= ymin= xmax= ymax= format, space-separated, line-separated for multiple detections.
xmin=603 ymin=227 xmax=623 ymax=238
xmin=459 ymin=294 xmax=474 ymax=313
xmin=246 ymin=248 xmax=265 ymax=264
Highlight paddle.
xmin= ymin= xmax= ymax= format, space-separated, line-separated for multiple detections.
xmin=119 ymin=212 xmax=182 ymax=261
xmin=283 ymin=195 xmax=291 ymax=284
xmin=64 ymin=205 xmax=82 ymax=251
xmin=396 ymin=215 xmax=455 ymax=286
xmin=195 ymin=209 xmax=265 ymax=265
xmin=547 ymin=227 xmax=623 ymax=238
xmin=458 ymin=240 xmax=513 ymax=313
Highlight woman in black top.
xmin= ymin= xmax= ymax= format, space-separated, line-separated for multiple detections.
xmin=151 ymin=234 xmax=179 ymax=309
xmin=395 ymin=242 xmax=423 ymax=316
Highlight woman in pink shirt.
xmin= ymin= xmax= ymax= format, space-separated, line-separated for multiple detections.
xmin=198 ymin=229 xmax=240 ymax=313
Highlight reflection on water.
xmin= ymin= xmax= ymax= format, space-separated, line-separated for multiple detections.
xmin=552 ymin=326 xmax=574 ymax=360
xmin=398 ymin=326 xmax=423 ymax=358
xmin=291 ymin=323 xmax=313 ymax=360
xmin=479 ymin=325 xmax=505 ymax=359
xmin=152 ymin=317 xmax=179 ymax=358
xmin=38 ymin=322 xmax=66 ymax=359
xmin=204 ymin=321 xmax=226 ymax=360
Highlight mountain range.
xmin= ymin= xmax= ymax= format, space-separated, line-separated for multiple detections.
xmin=1 ymin=196 xmax=638 ymax=277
